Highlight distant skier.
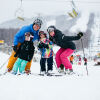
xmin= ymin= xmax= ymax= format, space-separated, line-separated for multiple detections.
xmin=38 ymin=31 xmax=53 ymax=75
xmin=84 ymin=57 xmax=87 ymax=65
xmin=6 ymin=18 xmax=42 ymax=74
xmin=69 ymin=55 xmax=74 ymax=64
xmin=78 ymin=56 xmax=81 ymax=65
xmin=12 ymin=32 xmax=35 ymax=75
xmin=47 ymin=26 xmax=83 ymax=74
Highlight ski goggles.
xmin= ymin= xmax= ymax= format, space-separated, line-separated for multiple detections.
xmin=47 ymin=27 xmax=54 ymax=33
xmin=39 ymin=31 xmax=46 ymax=35
xmin=34 ymin=22 xmax=41 ymax=28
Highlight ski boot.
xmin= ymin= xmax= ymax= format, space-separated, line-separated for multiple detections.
xmin=18 ymin=71 xmax=25 ymax=75
xmin=7 ymin=68 xmax=11 ymax=72
xmin=12 ymin=71 xmax=17 ymax=75
xmin=25 ymin=69 xmax=31 ymax=75
xmin=40 ymin=71 xmax=46 ymax=76
xmin=58 ymin=64 xmax=64 ymax=73
xmin=47 ymin=70 xmax=53 ymax=76
xmin=68 ymin=69 xmax=74 ymax=75
xmin=65 ymin=69 xmax=69 ymax=74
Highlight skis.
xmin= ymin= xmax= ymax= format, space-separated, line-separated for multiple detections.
xmin=30 ymin=71 xmax=82 ymax=77
xmin=0 ymin=71 xmax=83 ymax=77
xmin=0 ymin=71 xmax=8 ymax=76
xmin=30 ymin=73 xmax=64 ymax=77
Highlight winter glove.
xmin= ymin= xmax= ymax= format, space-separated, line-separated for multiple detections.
xmin=14 ymin=53 xmax=18 ymax=57
xmin=43 ymin=44 xmax=49 ymax=49
xmin=38 ymin=43 xmax=49 ymax=49
xmin=13 ymin=45 xmax=18 ymax=52
xmin=38 ymin=43 xmax=44 ymax=48
xmin=49 ymin=36 xmax=56 ymax=44
xmin=77 ymin=32 xmax=83 ymax=38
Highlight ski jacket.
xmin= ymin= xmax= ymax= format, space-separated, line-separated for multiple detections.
xmin=38 ymin=38 xmax=53 ymax=58
xmin=15 ymin=41 xmax=35 ymax=61
xmin=49 ymin=29 xmax=81 ymax=50
xmin=14 ymin=24 xmax=39 ymax=46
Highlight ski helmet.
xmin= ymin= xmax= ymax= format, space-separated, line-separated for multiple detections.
xmin=47 ymin=25 xmax=56 ymax=33
xmin=25 ymin=32 xmax=30 ymax=37
xmin=25 ymin=32 xmax=34 ymax=41
xmin=33 ymin=18 xmax=43 ymax=28
xmin=39 ymin=31 xmax=47 ymax=37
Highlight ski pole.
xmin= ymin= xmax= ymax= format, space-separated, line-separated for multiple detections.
xmin=52 ymin=51 xmax=58 ymax=70
xmin=0 ymin=47 xmax=13 ymax=70
xmin=81 ymin=38 xmax=88 ymax=75
xmin=0 ymin=56 xmax=10 ymax=70
xmin=53 ymin=60 xmax=57 ymax=70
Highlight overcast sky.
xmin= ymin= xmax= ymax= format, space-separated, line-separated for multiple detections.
xmin=0 ymin=0 xmax=100 ymax=24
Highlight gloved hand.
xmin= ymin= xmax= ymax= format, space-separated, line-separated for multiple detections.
xmin=49 ymin=36 xmax=53 ymax=41
xmin=77 ymin=32 xmax=83 ymax=38
xmin=25 ymin=69 xmax=31 ymax=75
xmin=49 ymin=36 xmax=56 ymax=44
xmin=43 ymin=44 xmax=49 ymax=49
xmin=38 ymin=43 xmax=49 ymax=49
xmin=13 ymin=45 xmax=18 ymax=52
xmin=14 ymin=53 xmax=18 ymax=57
xmin=38 ymin=43 xmax=44 ymax=48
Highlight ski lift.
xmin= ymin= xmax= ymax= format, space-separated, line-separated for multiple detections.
xmin=15 ymin=0 xmax=24 ymax=21
xmin=0 ymin=40 xmax=4 ymax=44
xmin=68 ymin=0 xmax=78 ymax=18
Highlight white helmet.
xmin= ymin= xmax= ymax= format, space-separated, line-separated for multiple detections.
xmin=33 ymin=18 xmax=43 ymax=28
xmin=47 ymin=25 xmax=56 ymax=33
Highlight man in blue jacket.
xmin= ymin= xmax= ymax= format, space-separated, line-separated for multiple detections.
xmin=7 ymin=18 xmax=42 ymax=74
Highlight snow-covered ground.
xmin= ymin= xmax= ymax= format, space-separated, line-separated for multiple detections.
xmin=0 ymin=52 xmax=100 ymax=100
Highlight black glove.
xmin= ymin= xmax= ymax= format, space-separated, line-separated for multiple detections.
xmin=49 ymin=36 xmax=53 ymax=41
xmin=38 ymin=43 xmax=49 ymax=49
xmin=13 ymin=45 xmax=18 ymax=52
xmin=14 ymin=53 xmax=18 ymax=57
xmin=38 ymin=43 xmax=44 ymax=48
xmin=43 ymin=44 xmax=49 ymax=49
xmin=49 ymin=36 xmax=56 ymax=44
xmin=77 ymin=32 xmax=83 ymax=38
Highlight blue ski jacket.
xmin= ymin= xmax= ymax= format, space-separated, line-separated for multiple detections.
xmin=14 ymin=24 xmax=39 ymax=46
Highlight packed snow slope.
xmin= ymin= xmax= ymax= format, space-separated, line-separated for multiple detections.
xmin=0 ymin=52 xmax=100 ymax=100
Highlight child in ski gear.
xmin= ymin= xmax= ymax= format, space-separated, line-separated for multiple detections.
xmin=69 ymin=55 xmax=74 ymax=64
xmin=12 ymin=32 xmax=35 ymax=75
xmin=6 ymin=18 xmax=42 ymax=73
xmin=78 ymin=56 xmax=81 ymax=65
xmin=38 ymin=31 xmax=53 ymax=75
xmin=47 ymin=25 xmax=83 ymax=74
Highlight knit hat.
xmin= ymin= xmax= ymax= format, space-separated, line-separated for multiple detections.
xmin=33 ymin=18 xmax=43 ymax=28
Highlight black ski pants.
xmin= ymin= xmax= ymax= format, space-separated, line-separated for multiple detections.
xmin=40 ymin=56 xmax=53 ymax=72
